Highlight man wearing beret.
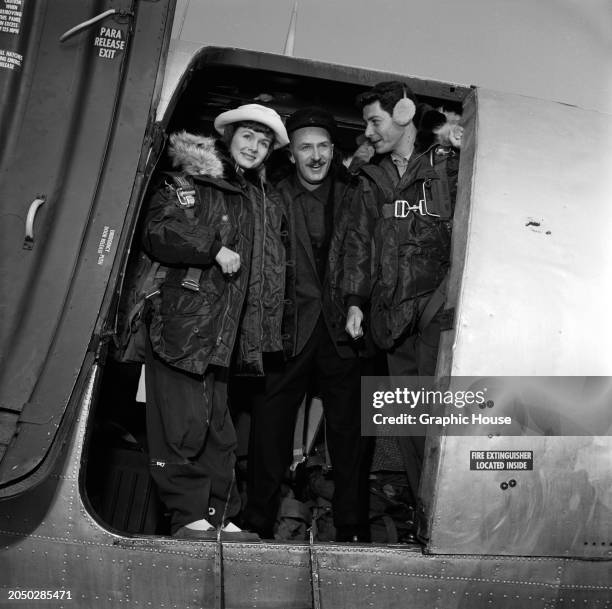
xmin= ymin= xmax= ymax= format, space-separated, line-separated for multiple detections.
xmin=244 ymin=107 xmax=371 ymax=542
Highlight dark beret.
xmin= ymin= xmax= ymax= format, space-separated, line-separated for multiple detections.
xmin=285 ymin=106 xmax=337 ymax=140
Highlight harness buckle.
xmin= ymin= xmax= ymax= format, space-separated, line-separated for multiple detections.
xmin=181 ymin=277 xmax=201 ymax=291
xmin=181 ymin=266 xmax=202 ymax=292
xmin=394 ymin=199 xmax=424 ymax=218
xmin=419 ymin=179 xmax=441 ymax=218
xmin=175 ymin=187 xmax=196 ymax=208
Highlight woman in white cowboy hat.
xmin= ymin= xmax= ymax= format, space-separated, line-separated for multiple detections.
xmin=142 ymin=104 xmax=288 ymax=541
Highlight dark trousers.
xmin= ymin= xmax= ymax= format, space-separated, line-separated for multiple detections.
xmin=386 ymin=314 xmax=442 ymax=504
xmin=387 ymin=315 xmax=441 ymax=377
xmin=245 ymin=317 xmax=369 ymax=533
xmin=145 ymin=339 xmax=241 ymax=534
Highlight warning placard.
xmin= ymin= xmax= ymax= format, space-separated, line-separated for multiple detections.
xmin=0 ymin=47 xmax=21 ymax=70
xmin=470 ymin=450 xmax=533 ymax=471
xmin=0 ymin=0 xmax=23 ymax=35
xmin=94 ymin=25 xmax=126 ymax=59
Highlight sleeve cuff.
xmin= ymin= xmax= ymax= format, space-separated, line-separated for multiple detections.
xmin=210 ymin=240 xmax=223 ymax=259
xmin=346 ymin=295 xmax=364 ymax=308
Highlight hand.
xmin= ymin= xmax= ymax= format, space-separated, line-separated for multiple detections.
xmin=353 ymin=139 xmax=375 ymax=164
xmin=434 ymin=123 xmax=463 ymax=149
xmin=215 ymin=246 xmax=241 ymax=275
xmin=345 ymin=305 xmax=364 ymax=339
xmin=448 ymin=124 xmax=463 ymax=148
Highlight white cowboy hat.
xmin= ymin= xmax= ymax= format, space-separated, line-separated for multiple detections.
xmin=214 ymin=104 xmax=289 ymax=149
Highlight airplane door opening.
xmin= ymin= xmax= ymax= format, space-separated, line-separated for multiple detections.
xmin=82 ymin=49 xmax=470 ymax=545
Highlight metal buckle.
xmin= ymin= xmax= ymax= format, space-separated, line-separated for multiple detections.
xmin=394 ymin=199 xmax=424 ymax=218
xmin=435 ymin=145 xmax=453 ymax=157
xmin=144 ymin=287 xmax=161 ymax=300
xmin=419 ymin=179 xmax=441 ymax=218
xmin=176 ymin=187 xmax=196 ymax=208
xmin=181 ymin=277 xmax=200 ymax=292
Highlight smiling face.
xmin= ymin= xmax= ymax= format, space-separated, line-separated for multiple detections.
xmin=289 ymin=126 xmax=334 ymax=191
xmin=229 ymin=125 xmax=273 ymax=170
xmin=362 ymin=100 xmax=406 ymax=155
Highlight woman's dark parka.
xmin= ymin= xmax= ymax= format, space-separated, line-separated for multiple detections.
xmin=143 ymin=131 xmax=286 ymax=376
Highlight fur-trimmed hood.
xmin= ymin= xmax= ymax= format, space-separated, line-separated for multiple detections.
xmin=167 ymin=131 xmax=225 ymax=178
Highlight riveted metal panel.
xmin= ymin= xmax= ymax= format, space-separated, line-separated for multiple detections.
xmin=424 ymin=88 xmax=612 ymax=559
xmin=311 ymin=546 xmax=611 ymax=608
xmin=449 ymin=89 xmax=612 ymax=378
xmin=1 ymin=365 xmax=611 ymax=607
xmin=423 ymin=435 xmax=612 ymax=558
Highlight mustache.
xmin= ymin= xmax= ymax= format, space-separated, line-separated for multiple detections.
xmin=307 ymin=160 xmax=328 ymax=168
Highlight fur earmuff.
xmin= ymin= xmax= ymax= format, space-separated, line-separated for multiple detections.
xmin=167 ymin=131 xmax=224 ymax=178
xmin=392 ymin=90 xmax=416 ymax=126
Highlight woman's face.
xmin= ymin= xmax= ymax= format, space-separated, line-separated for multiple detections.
xmin=229 ymin=125 xmax=273 ymax=170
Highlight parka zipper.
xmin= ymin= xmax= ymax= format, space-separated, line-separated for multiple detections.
xmin=258 ymin=176 xmax=267 ymax=349
xmin=216 ymin=198 xmax=240 ymax=349
xmin=216 ymin=291 xmax=232 ymax=346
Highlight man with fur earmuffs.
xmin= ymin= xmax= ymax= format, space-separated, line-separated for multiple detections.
xmin=344 ymin=82 xmax=461 ymax=377
xmin=142 ymin=104 xmax=289 ymax=541
xmin=343 ymin=82 xmax=461 ymax=519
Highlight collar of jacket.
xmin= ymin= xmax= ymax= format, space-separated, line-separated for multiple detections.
xmin=360 ymin=146 xmax=439 ymax=180
xmin=361 ymin=142 xmax=439 ymax=170
xmin=167 ymin=131 xmax=258 ymax=194
xmin=192 ymin=172 xmax=245 ymax=194
xmin=285 ymin=172 xmax=332 ymax=204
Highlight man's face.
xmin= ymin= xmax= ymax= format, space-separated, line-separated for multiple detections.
xmin=362 ymin=101 xmax=405 ymax=155
xmin=229 ymin=125 xmax=272 ymax=170
xmin=289 ymin=126 xmax=334 ymax=190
